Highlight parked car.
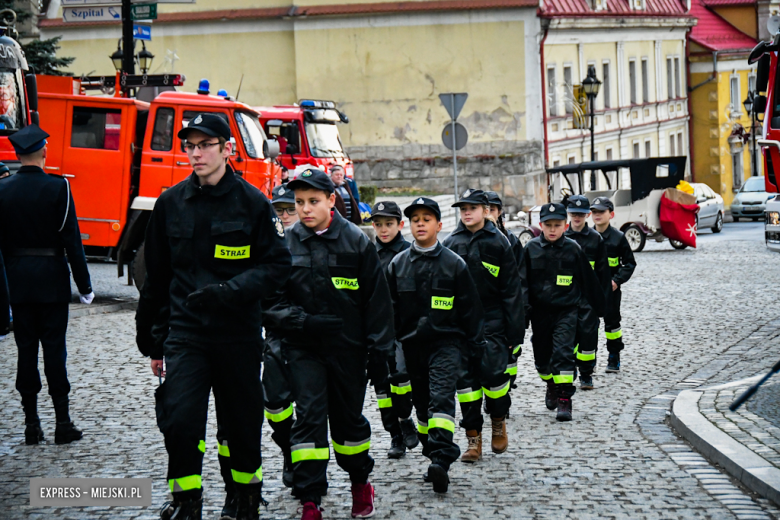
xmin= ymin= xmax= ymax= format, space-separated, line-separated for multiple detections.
xmin=731 ymin=176 xmax=772 ymax=221
xmin=690 ymin=182 xmax=724 ymax=233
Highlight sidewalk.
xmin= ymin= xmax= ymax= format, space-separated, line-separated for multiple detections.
xmin=672 ymin=375 xmax=780 ymax=507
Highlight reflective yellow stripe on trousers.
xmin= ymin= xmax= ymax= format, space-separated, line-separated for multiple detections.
xmin=231 ymin=466 xmax=262 ymax=484
xmin=291 ymin=443 xmax=330 ymax=463
xmin=417 ymin=419 xmax=429 ymax=435
xmin=376 ymin=393 xmax=392 ymax=409
xmin=483 ymin=382 xmax=511 ymax=399
xmin=428 ymin=413 xmax=455 ymax=433
xmin=217 ymin=439 xmax=230 ymax=458
xmin=264 ymin=404 xmax=293 ymax=423
xmin=457 ymin=387 xmax=483 ymax=403
xmin=553 ymin=371 xmax=575 ymax=384
xmin=332 ymin=438 xmax=371 ymax=456
xmin=605 ymin=328 xmax=623 ymax=340
xmin=169 ymin=475 xmax=202 ymax=492
xmin=390 ymin=382 xmax=412 ymax=395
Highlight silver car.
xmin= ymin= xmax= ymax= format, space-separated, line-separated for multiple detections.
xmin=691 ymin=183 xmax=725 ymax=233
xmin=731 ymin=176 xmax=773 ymax=221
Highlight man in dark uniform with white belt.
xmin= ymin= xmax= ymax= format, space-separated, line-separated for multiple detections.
xmin=0 ymin=124 xmax=94 ymax=445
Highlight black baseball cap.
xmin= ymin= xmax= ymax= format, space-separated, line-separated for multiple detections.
xmin=485 ymin=191 xmax=503 ymax=207
xmin=9 ymin=124 xmax=49 ymax=155
xmin=178 ymin=113 xmax=231 ymax=141
xmin=286 ymin=168 xmax=335 ymax=194
xmin=566 ymin=195 xmax=591 ymax=214
xmin=452 ymin=189 xmax=488 ymax=208
xmin=540 ymin=203 xmax=568 ymax=222
xmin=590 ymin=196 xmax=614 ymax=211
xmin=372 ymin=201 xmax=402 ymax=220
xmin=404 ymin=197 xmax=441 ymax=220
xmin=271 ymin=184 xmax=295 ymax=205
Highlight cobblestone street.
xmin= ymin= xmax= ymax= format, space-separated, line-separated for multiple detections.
xmin=1 ymin=223 xmax=780 ymax=519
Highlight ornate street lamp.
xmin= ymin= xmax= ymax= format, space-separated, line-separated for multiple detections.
xmin=110 ymin=39 xmax=124 ymax=72
xmin=743 ymin=91 xmax=758 ymax=176
xmin=137 ymin=42 xmax=154 ymax=74
xmin=582 ymin=65 xmax=602 ymax=188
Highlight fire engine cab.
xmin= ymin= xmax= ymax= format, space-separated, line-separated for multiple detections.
xmin=36 ymin=76 xmax=283 ymax=287
xmin=256 ymin=100 xmax=354 ymax=178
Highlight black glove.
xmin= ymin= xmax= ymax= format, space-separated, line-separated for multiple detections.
xmin=186 ymin=284 xmax=229 ymax=310
xmin=302 ymin=314 xmax=344 ymax=335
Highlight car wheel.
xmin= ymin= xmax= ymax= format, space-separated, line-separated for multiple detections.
xmin=624 ymin=224 xmax=646 ymax=252
xmin=518 ymin=230 xmax=534 ymax=247
xmin=670 ymin=239 xmax=688 ymax=250
xmin=712 ymin=212 xmax=723 ymax=233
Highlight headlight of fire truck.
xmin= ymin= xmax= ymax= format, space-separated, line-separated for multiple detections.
xmin=768 ymin=211 xmax=780 ymax=226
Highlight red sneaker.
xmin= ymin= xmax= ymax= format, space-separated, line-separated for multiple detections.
xmin=351 ymin=482 xmax=375 ymax=518
xmin=301 ymin=502 xmax=322 ymax=520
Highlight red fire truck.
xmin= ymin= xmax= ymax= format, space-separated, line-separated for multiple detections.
xmin=37 ymin=75 xmax=283 ymax=286
xmin=256 ymin=100 xmax=354 ymax=178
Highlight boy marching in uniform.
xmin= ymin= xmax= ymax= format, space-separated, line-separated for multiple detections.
xmin=590 ymin=197 xmax=637 ymax=372
xmin=268 ymin=169 xmax=394 ymax=520
xmin=386 ymin=198 xmax=485 ymax=493
xmin=519 ymin=203 xmax=605 ymax=421
xmin=370 ymin=201 xmax=419 ymax=459
xmin=563 ymin=195 xmax=611 ymax=390
xmin=443 ymin=189 xmax=524 ymax=461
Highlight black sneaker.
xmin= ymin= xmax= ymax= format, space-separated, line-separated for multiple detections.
xmin=220 ymin=488 xmax=237 ymax=520
xmin=545 ymin=383 xmax=558 ymax=410
xmin=606 ymin=353 xmax=620 ymax=373
xmin=580 ymin=374 xmax=594 ymax=390
xmin=427 ymin=463 xmax=449 ymax=493
xmin=556 ymin=398 xmax=572 ymax=422
xmin=399 ymin=418 xmax=419 ymax=449
xmin=387 ymin=435 xmax=406 ymax=459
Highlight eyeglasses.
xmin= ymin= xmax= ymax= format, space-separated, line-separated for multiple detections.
xmin=184 ymin=140 xmax=220 ymax=152
xmin=275 ymin=207 xmax=297 ymax=216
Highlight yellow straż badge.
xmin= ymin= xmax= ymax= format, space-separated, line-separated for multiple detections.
xmin=332 ymin=277 xmax=359 ymax=290
xmin=215 ymin=245 xmax=250 ymax=259
xmin=482 ymin=261 xmax=500 ymax=277
xmin=608 ymin=257 xmax=619 ymax=267
xmin=556 ymin=275 xmax=573 ymax=286
xmin=432 ymin=296 xmax=454 ymax=310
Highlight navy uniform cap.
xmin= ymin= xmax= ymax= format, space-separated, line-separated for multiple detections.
xmin=286 ymin=168 xmax=335 ymax=194
xmin=566 ymin=195 xmax=591 ymax=214
xmin=9 ymin=124 xmax=49 ymax=156
xmin=485 ymin=191 xmax=503 ymax=207
xmin=372 ymin=201 xmax=402 ymax=219
xmin=540 ymin=203 xmax=568 ymax=222
xmin=177 ymin=113 xmax=231 ymax=141
xmin=452 ymin=188 xmax=488 ymax=208
xmin=590 ymin=196 xmax=614 ymax=211
xmin=404 ymin=197 xmax=441 ymax=220
xmin=272 ymin=184 xmax=295 ymax=205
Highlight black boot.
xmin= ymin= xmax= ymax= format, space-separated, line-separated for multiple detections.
xmin=399 ymin=418 xmax=419 ymax=449
xmin=22 ymin=394 xmax=44 ymax=445
xmin=545 ymin=381 xmax=557 ymax=410
xmin=160 ymin=496 xmax=203 ymax=520
xmin=220 ymin=486 xmax=237 ymax=520
xmin=235 ymin=487 xmax=266 ymax=520
xmin=387 ymin=435 xmax=405 ymax=459
xmin=282 ymin=451 xmax=294 ymax=488
xmin=53 ymin=396 xmax=82 ymax=444
xmin=556 ymin=398 xmax=573 ymax=422
xmin=427 ymin=463 xmax=449 ymax=493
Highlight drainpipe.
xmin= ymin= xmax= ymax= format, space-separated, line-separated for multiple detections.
xmin=690 ymin=50 xmax=719 ymax=91
xmin=686 ymin=34 xmax=697 ymax=181
xmin=540 ymin=24 xmax=550 ymax=201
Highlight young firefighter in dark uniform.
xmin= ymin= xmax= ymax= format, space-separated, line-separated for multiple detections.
xmin=370 ymin=200 xmax=418 ymax=459
xmin=485 ymin=191 xmax=524 ymax=390
xmin=267 ymin=169 xmax=394 ymax=520
xmin=443 ymin=189 xmax=524 ymax=461
xmin=563 ymin=195 xmax=611 ymax=390
xmin=387 ymin=198 xmax=485 ymax=493
xmin=0 ymin=124 xmax=93 ymax=446
xmin=135 ymin=114 xmax=291 ymax=520
xmin=519 ymin=203 xmax=605 ymax=421
xmin=590 ymin=197 xmax=637 ymax=372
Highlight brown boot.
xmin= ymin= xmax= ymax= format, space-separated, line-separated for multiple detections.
xmin=491 ymin=416 xmax=508 ymax=453
xmin=460 ymin=430 xmax=482 ymax=462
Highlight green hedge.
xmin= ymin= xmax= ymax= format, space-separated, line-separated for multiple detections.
xmin=359 ymin=185 xmax=377 ymax=206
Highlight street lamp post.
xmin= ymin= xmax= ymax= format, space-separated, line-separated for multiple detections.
xmin=743 ymin=91 xmax=758 ymax=177
xmin=136 ymin=42 xmax=154 ymax=74
xmin=582 ymin=64 xmax=602 ymax=189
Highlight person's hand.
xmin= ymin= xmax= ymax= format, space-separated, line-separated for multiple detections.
xmin=186 ymin=284 xmax=227 ymax=310
xmin=612 ymin=280 xmax=619 ymax=292
xmin=80 ymin=292 xmax=95 ymax=305
xmin=302 ymin=314 xmax=343 ymax=334
xmin=151 ymin=359 xmax=165 ymax=378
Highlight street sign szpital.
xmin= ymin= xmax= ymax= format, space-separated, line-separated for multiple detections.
xmin=442 ymin=123 xmax=468 ymax=151
xmin=62 ymin=6 xmax=121 ymax=22
xmin=131 ymin=3 xmax=157 ymax=20
xmin=439 ymin=93 xmax=468 ymax=121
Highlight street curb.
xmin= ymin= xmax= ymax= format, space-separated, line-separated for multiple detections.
xmin=671 ymin=388 xmax=780 ymax=505
xmin=69 ymin=301 xmax=138 ymax=318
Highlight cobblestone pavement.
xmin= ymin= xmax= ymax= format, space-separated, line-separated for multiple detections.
xmin=2 ymin=225 xmax=780 ymax=519
xmin=748 ymin=381 xmax=780 ymax=431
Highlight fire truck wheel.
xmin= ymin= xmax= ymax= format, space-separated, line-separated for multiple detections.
xmin=624 ymin=224 xmax=646 ymax=253
xmin=132 ymin=242 xmax=147 ymax=292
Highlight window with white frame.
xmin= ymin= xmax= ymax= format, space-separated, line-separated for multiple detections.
xmin=645 ymin=139 xmax=652 ymax=158
xmin=748 ymin=73 xmax=756 ymax=94
xmin=606 ymin=147 xmax=613 ymax=160
xmin=629 ymin=59 xmax=637 ymax=105
xmin=564 ymin=65 xmax=573 ymax=114
xmin=669 ymin=134 xmax=676 ymax=156
xmin=603 ymin=61 xmax=611 ymax=109
xmin=666 ymin=57 xmax=674 ymax=100
xmin=547 ymin=66 xmax=557 ymax=117
xmin=633 ymin=141 xmax=640 ymax=158
xmin=732 ymin=149 xmax=744 ymax=190
xmin=674 ymin=57 xmax=681 ymax=98
xmin=568 ymin=154 xmax=576 ymax=164
xmin=677 ymin=132 xmax=684 ymax=157
xmin=641 ymin=58 xmax=649 ymax=103
xmin=730 ymin=74 xmax=741 ymax=115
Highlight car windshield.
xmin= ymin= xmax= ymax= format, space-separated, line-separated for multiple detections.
xmin=305 ymin=123 xmax=346 ymax=158
xmin=235 ymin=112 xmax=267 ymax=159
xmin=741 ymin=177 xmax=766 ymax=192
xmin=0 ymin=69 xmax=25 ymax=133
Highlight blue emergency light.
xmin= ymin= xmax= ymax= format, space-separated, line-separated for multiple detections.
xmin=217 ymin=89 xmax=228 ymax=97
xmin=197 ymin=79 xmax=210 ymax=95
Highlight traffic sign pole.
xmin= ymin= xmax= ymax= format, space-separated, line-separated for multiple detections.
xmin=451 ymin=94 xmax=459 ymax=206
